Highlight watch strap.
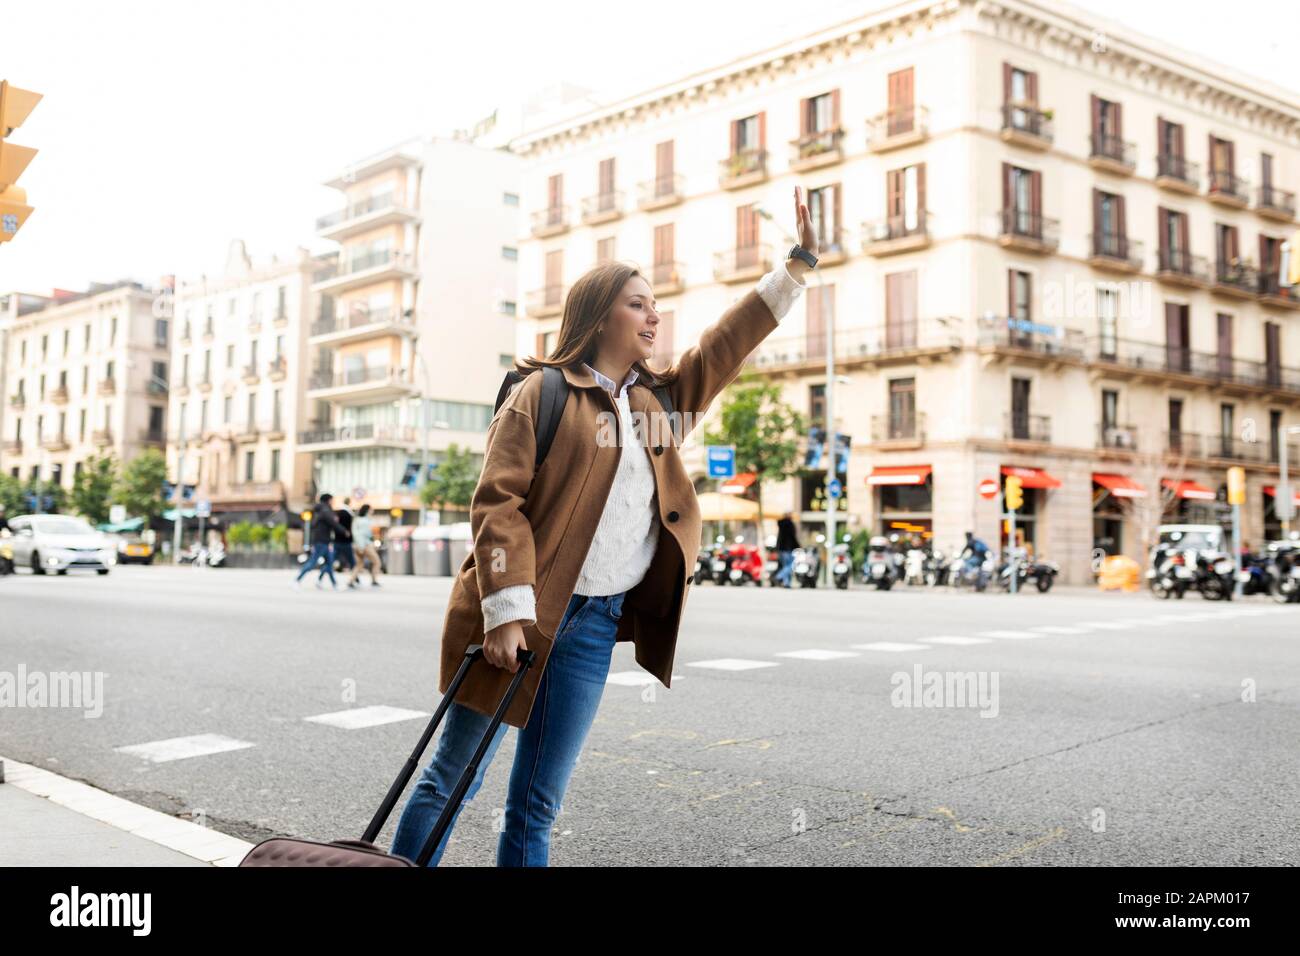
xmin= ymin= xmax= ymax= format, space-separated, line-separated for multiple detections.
xmin=788 ymin=244 xmax=818 ymax=268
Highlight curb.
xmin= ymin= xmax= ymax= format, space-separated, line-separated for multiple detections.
xmin=0 ymin=755 xmax=255 ymax=866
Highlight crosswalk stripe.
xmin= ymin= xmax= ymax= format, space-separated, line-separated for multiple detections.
xmin=773 ymin=649 xmax=861 ymax=660
xmin=917 ymin=636 xmax=993 ymax=645
xmin=976 ymin=630 xmax=1044 ymax=639
xmin=606 ymin=671 xmax=684 ymax=686
xmin=303 ymin=705 xmax=428 ymax=730
xmin=849 ymin=642 xmax=932 ymax=652
xmin=686 ymin=658 xmax=781 ymax=671
xmin=1031 ymin=625 xmax=1087 ymax=634
xmin=114 ymin=733 xmax=255 ymax=764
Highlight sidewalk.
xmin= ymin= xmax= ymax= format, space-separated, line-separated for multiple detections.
xmin=0 ymin=756 xmax=254 ymax=867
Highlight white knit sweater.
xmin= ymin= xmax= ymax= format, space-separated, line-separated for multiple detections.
xmin=480 ymin=261 xmax=806 ymax=633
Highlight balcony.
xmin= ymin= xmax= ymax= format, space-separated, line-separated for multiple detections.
xmin=267 ymin=355 xmax=288 ymax=380
xmin=1207 ymin=170 xmax=1250 ymax=208
xmin=92 ymin=428 xmax=113 ymax=447
xmin=208 ymin=480 xmax=286 ymax=506
xmin=174 ymin=381 xmax=190 ymax=397
xmin=147 ymin=380 xmax=168 ymax=397
xmin=713 ymin=245 xmax=772 ymax=284
xmin=811 ymin=228 xmax=853 ymax=268
xmin=866 ymin=106 xmax=929 ymax=153
xmin=97 ymin=378 xmax=117 ymax=396
xmin=140 ymin=429 xmax=166 ymax=447
xmin=1256 ymin=185 xmax=1296 ymax=223
xmin=9 ymin=393 xmax=25 ymax=409
xmin=1088 ymin=233 xmax=1143 ymax=273
xmin=1165 ymin=431 xmax=1204 ymax=458
xmin=50 ymin=385 xmax=69 ymax=404
xmin=1000 ymin=103 xmax=1053 ymax=149
xmin=997 ymin=208 xmax=1060 ymax=253
xmin=310 ymin=249 xmax=418 ymax=294
xmin=202 ymin=323 xmax=214 ymax=342
xmin=1155 ymin=249 xmax=1210 ymax=288
xmin=580 ymin=191 xmax=624 ymax=225
xmin=306 ymin=365 xmax=415 ymax=405
xmin=870 ymin=412 xmax=927 ymax=450
xmin=1088 ymin=133 xmax=1135 ymax=175
xmin=272 ymin=310 xmax=289 ymax=329
xmin=526 ymin=285 xmax=567 ymax=318
xmin=315 ymin=192 xmax=420 ymax=242
xmin=789 ymin=128 xmax=845 ymax=171
xmin=1097 ymin=424 xmax=1140 ymax=452
xmin=179 ymin=325 xmax=193 ymax=345
xmin=1154 ymin=154 xmax=1200 ymax=194
xmin=242 ymin=363 xmax=260 ymax=384
xmin=1208 ymin=435 xmax=1268 ymax=462
xmin=978 ymin=317 xmax=1086 ymax=360
xmin=40 ymin=433 xmax=70 ymax=452
xmin=197 ymin=375 xmax=212 ymax=393
xmin=2 ymin=439 xmax=20 ymax=454
xmin=1091 ymin=337 xmax=1300 ymax=396
xmin=309 ymin=305 xmax=414 ymax=346
xmin=530 ymin=205 xmax=570 ymax=238
xmin=1258 ymin=273 xmax=1300 ymax=309
xmin=744 ymin=317 xmax=961 ymax=375
xmin=235 ymin=425 xmax=259 ymax=443
xmin=637 ymin=174 xmax=685 ymax=211
xmin=297 ymin=423 xmax=418 ymax=451
xmin=1005 ymin=413 xmax=1052 ymax=443
xmin=718 ymin=149 xmax=767 ymax=190
xmin=651 ymin=261 xmax=685 ymax=296
xmin=247 ymin=316 xmax=262 ymax=333
xmin=862 ymin=213 xmax=930 ymax=256
xmin=1213 ymin=259 xmax=1259 ymax=299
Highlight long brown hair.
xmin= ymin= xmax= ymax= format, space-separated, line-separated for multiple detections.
xmin=516 ymin=260 xmax=678 ymax=388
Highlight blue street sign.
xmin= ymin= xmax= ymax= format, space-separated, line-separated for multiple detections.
xmin=706 ymin=445 xmax=736 ymax=479
xmin=828 ymin=478 xmax=842 ymax=499
xmin=196 ymin=499 xmax=211 ymax=518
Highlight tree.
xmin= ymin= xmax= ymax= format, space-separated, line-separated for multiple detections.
xmin=71 ymin=455 xmax=119 ymax=525
xmin=113 ymin=449 xmax=168 ymax=525
xmin=421 ymin=444 xmax=480 ymax=516
xmin=700 ymin=371 xmax=807 ymax=566
xmin=0 ymin=473 xmax=25 ymax=515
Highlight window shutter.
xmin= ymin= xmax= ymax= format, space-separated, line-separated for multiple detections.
xmin=730 ymin=120 xmax=739 ymax=156
xmin=1002 ymin=62 xmax=1012 ymax=104
xmin=1113 ymin=101 xmax=1123 ymax=139
xmin=1177 ymin=210 xmax=1188 ymax=252
xmin=799 ymin=98 xmax=810 ymax=138
xmin=1025 ymin=70 xmax=1037 ymax=105
xmin=1030 ymin=170 xmax=1042 ymax=218
xmin=1157 ymin=208 xmax=1168 ymax=256
xmin=535 ymin=332 xmax=545 ymax=358
xmin=758 ymin=111 xmax=766 ymax=151
xmin=831 ymin=88 xmax=841 ymax=129
xmin=916 ymin=163 xmax=926 ymax=223
xmin=1090 ymin=95 xmax=1101 ymax=143
xmin=833 ymin=183 xmax=842 ymax=236
xmin=1007 ymin=269 xmax=1016 ymax=317
xmin=1002 ymin=162 xmax=1011 ymax=212
xmin=887 ymin=169 xmax=903 ymax=221
xmin=1116 ymin=194 xmax=1126 ymax=241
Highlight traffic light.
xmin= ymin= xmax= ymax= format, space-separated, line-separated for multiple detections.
xmin=0 ymin=80 xmax=41 ymax=244
xmin=1226 ymin=466 xmax=1246 ymax=506
xmin=1005 ymin=475 xmax=1024 ymax=511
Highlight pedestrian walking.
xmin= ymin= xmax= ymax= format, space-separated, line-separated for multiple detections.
xmin=295 ymin=493 xmax=345 ymax=589
xmin=774 ymin=511 xmax=800 ymax=588
xmin=324 ymin=496 xmax=355 ymax=579
xmin=389 ymin=186 xmax=817 ymax=867
xmin=347 ymin=504 xmax=382 ymax=589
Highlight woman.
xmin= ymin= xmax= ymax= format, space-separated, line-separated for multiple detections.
xmin=390 ymin=186 xmax=818 ymax=866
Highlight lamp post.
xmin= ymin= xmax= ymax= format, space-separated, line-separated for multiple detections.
xmin=755 ymin=205 xmax=838 ymax=574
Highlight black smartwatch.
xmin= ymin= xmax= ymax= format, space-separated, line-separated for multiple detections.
xmin=787 ymin=244 xmax=818 ymax=269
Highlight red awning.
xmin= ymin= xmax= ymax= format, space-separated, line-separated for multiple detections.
xmin=1263 ymin=485 xmax=1300 ymax=505
xmin=719 ymin=471 xmax=756 ymax=494
xmin=1162 ymin=479 xmax=1216 ymax=501
xmin=1001 ymin=465 xmax=1061 ymax=489
xmin=1093 ymin=473 xmax=1147 ymax=498
xmin=867 ymin=465 xmax=932 ymax=486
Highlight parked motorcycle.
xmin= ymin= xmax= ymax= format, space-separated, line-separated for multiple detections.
xmin=1194 ymin=550 xmax=1236 ymax=601
xmin=763 ymin=534 xmax=780 ymax=587
xmin=862 ymin=536 xmax=898 ymax=590
xmin=1237 ymin=552 xmax=1271 ymax=597
xmin=926 ymin=547 xmax=950 ymax=587
xmin=708 ymin=534 xmax=730 ymax=585
xmin=830 ymin=537 xmax=852 ymax=590
xmin=693 ymin=545 xmax=712 ymax=585
xmin=792 ymin=546 xmax=820 ymax=588
xmin=1150 ymin=550 xmax=1194 ymax=599
xmin=181 ymin=541 xmax=227 ymax=568
xmin=726 ymin=537 xmax=764 ymax=586
xmin=1267 ymin=540 xmax=1300 ymax=603
xmin=903 ymin=548 xmax=927 ymax=587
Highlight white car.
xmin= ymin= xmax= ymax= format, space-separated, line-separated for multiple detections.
xmin=6 ymin=514 xmax=117 ymax=575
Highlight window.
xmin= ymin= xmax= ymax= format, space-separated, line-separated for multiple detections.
xmin=105 ymin=360 xmax=114 ymax=382
xmin=249 ymin=340 xmax=259 ymax=368
xmin=82 ymin=366 xmax=89 ymax=392
xmin=884 ymin=271 xmax=917 ymax=349
xmin=886 ymin=69 xmax=913 ymax=133
xmin=270 ymin=448 xmax=280 ymax=481
xmin=1090 ymin=95 xmax=1123 ymax=159
xmin=226 ymin=344 xmax=235 ymax=368
xmin=806 ymin=284 xmax=834 ymax=358
xmin=275 ymin=334 xmax=284 ymax=358
xmin=596 ymin=237 xmax=616 ymax=263
xmin=247 ymin=392 xmax=257 ymax=429
xmin=1092 ymin=189 xmax=1127 ymax=257
xmin=38 ymin=374 xmax=45 ymax=399
xmin=155 ymin=318 xmax=169 ymax=347
xmin=1101 ymin=389 xmax=1118 ymax=431
xmin=58 ymin=370 xmax=67 ymax=389
xmin=502 ymin=246 xmax=518 ymax=261
xmin=888 ymin=378 xmax=916 ymax=439
xmin=41 ymin=334 xmax=48 ymax=359
xmin=200 ymin=399 xmax=208 ymax=432
xmin=808 ymin=184 xmax=841 ymax=252
xmin=203 ymin=350 xmax=211 ymax=381
xmin=809 ymin=383 xmax=826 ymax=423
xmin=223 ymin=395 xmax=232 ymax=424
xmin=109 ymin=315 xmax=117 ymax=344
xmin=1003 ymin=164 xmax=1040 ymax=234
xmin=1220 ymin=404 xmax=1235 ymax=457
xmin=801 ymin=90 xmax=838 ymax=136
xmin=276 ymin=285 xmax=287 ymax=319
xmin=62 ymin=329 xmax=69 ymax=356
xmin=499 ymin=300 xmax=517 ymax=317
xmin=244 ymin=450 xmax=255 ymax=482
xmin=148 ymin=405 xmax=164 ymax=438
xmin=18 ymin=339 xmax=25 ymax=363
xmin=83 ymin=324 xmax=91 ymax=349
xmin=227 ymin=298 xmax=237 ymax=318
xmin=886 ymin=164 xmax=925 ymax=235
xmin=1157 ymin=118 xmax=1187 ymax=179
xmin=1011 ymin=377 xmax=1032 ymax=439
xmin=1217 ymin=313 xmax=1233 ymax=377
xmin=78 ymin=409 xmax=86 ymax=441
xmin=503 ymin=192 xmax=519 ymax=206
xmin=273 ymin=391 xmax=282 ymax=431
xmin=151 ymin=360 xmax=167 ymax=391
xmin=1164 ymin=303 xmax=1190 ymax=372
xmin=1270 ymin=410 xmax=1282 ymax=463
xmin=181 ymin=354 xmax=189 ymax=386
xmin=732 ymin=114 xmax=762 ymax=154
xmin=1097 ymin=285 xmax=1119 ymax=358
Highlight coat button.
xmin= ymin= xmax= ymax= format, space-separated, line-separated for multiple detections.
xmin=667 ymin=510 xmax=679 ymax=523
xmin=653 ymin=445 xmax=663 ymax=455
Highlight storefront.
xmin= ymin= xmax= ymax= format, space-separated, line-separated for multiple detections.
xmin=1161 ymin=478 xmax=1219 ymax=524
xmin=867 ymin=465 xmax=933 ymax=537
xmin=1263 ymin=484 xmax=1300 ymax=542
xmin=1000 ymin=465 xmax=1060 ymax=552
xmin=1092 ymin=472 xmax=1147 ymax=556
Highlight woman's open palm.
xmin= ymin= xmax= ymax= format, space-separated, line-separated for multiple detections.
xmin=794 ymin=185 xmax=818 ymax=256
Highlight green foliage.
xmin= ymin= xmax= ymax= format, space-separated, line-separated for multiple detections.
xmin=269 ymin=524 xmax=287 ymax=549
xmin=71 ymin=455 xmax=119 ymax=525
xmin=113 ymin=449 xmax=168 ymax=524
xmin=0 ymin=474 xmax=67 ymax=515
xmin=248 ymin=524 xmax=271 ymax=546
xmin=227 ymin=521 xmax=254 ymax=547
xmin=421 ymin=443 xmax=480 ymax=511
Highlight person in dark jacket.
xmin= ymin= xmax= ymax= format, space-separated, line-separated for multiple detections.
xmin=323 ymin=496 xmax=355 ymax=579
xmin=773 ymin=512 xmax=800 ymax=588
xmin=296 ymin=493 xmax=345 ymax=589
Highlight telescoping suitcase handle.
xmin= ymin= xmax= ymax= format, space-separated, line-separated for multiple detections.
xmin=361 ymin=643 xmax=536 ymax=867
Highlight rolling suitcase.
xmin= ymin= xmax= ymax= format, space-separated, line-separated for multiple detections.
xmin=240 ymin=644 xmax=535 ymax=867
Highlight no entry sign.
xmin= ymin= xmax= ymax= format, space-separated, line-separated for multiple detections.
xmin=978 ymin=478 xmax=999 ymax=499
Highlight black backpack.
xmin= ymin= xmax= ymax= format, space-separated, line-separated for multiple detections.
xmin=493 ymin=366 xmax=675 ymax=470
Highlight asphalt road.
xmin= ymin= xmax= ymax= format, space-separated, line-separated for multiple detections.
xmin=2 ymin=564 xmax=1297 ymax=866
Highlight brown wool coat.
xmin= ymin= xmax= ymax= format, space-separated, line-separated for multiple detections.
xmin=437 ymin=286 xmax=782 ymax=728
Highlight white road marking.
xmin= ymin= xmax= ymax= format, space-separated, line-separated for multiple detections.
xmin=114 ymin=733 xmax=256 ymax=764
xmin=1074 ymin=621 xmax=1137 ymax=630
xmin=976 ymin=630 xmax=1044 ymax=639
xmin=606 ymin=671 xmax=684 ymax=686
xmin=849 ymin=642 xmax=932 ymax=652
xmin=917 ymin=636 xmax=993 ymax=645
xmin=1031 ymin=625 xmax=1088 ymax=634
xmin=303 ymin=705 xmax=428 ymax=730
xmin=686 ymin=658 xmax=782 ymax=671
xmin=773 ymin=649 xmax=861 ymax=660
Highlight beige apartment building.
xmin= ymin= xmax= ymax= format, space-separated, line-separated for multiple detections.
xmin=1 ymin=281 xmax=171 ymax=492
xmin=305 ymin=127 xmax=523 ymax=523
xmin=165 ymin=241 xmax=318 ymax=521
xmin=509 ymin=0 xmax=1300 ymax=584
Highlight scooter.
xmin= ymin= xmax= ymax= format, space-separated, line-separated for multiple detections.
xmin=862 ymin=536 xmax=897 ymax=590
xmin=1267 ymin=541 xmax=1300 ymax=603
xmin=1238 ymin=553 xmax=1270 ymax=596
xmin=708 ymin=535 xmax=730 ymax=585
xmin=693 ymin=546 xmax=712 ymax=585
xmin=903 ymin=548 xmax=927 ymax=587
xmin=1150 ymin=551 xmax=1194 ymax=599
xmin=830 ymin=537 xmax=852 ymax=590
xmin=1194 ymin=551 xmax=1236 ymax=601
xmin=763 ymin=534 xmax=780 ymax=587
xmin=726 ymin=538 xmax=764 ymax=586
xmin=926 ymin=547 xmax=949 ymax=587
xmin=792 ymin=546 xmax=820 ymax=588
xmin=182 ymin=541 xmax=227 ymax=568
xmin=1024 ymin=559 xmax=1059 ymax=592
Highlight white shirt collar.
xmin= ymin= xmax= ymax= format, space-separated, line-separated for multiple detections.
xmin=583 ymin=362 xmax=638 ymax=399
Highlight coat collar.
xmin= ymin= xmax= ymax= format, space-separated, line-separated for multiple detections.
xmin=561 ymin=362 xmax=641 ymax=397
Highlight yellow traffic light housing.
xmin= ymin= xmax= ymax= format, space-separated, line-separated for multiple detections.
xmin=1227 ymin=466 xmax=1246 ymax=506
xmin=0 ymin=80 xmax=41 ymax=244
xmin=1005 ymin=475 xmax=1024 ymax=511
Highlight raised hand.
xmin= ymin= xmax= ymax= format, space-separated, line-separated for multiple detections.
xmin=794 ymin=185 xmax=818 ymax=256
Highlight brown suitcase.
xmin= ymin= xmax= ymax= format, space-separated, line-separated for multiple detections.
xmin=240 ymin=644 xmax=534 ymax=867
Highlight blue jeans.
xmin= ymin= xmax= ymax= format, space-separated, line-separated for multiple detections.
xmin=296 ymin=541 xmax=336 ymax=585
xmin=774 ymin=550 xmax=794 ymax=587
xmin=326 ymin=540 xmax=355 ymax=575
xmin=389 ymin=589 xmax=625 ymax=867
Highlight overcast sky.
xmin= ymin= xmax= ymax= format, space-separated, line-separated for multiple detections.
xmin=2 ymin=0 xmax=1295 ymax=295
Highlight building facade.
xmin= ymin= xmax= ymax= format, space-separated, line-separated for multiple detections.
xmin=165 ymin=241 xmax=318 ymax=521
xmin=509 ymin=0 xmax=1300 ymax=584
xmin=304 ymin=133 xmax=522 ymax=523
xmin=1 ymin=281 xmax=170 ymax=491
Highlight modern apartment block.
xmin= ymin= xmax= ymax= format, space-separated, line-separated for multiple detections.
xmin=1 ymin=281 xmax=170 ymax=490
xmin=305 ymin=132 xmax=521 ymax=522
xmin=165 ymin=241 xmax=318 ymax=521
xmin=509 ymin=0 xmax=1300 ymax=583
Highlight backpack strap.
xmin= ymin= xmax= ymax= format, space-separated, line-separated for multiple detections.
xmin=534 ymin=366 xmax=568 ymax=470
xmin=493 ymin=369 xmax=524 ymax=415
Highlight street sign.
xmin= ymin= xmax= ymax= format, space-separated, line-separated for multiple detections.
xmin=978 ymin=478 xmax=999 ymax=499
xmin=196 ymin=499 xmax=211 ymax=518
xmin=352 ymin=486 xmax=366 ymax=500
xmin=706 ymin=445 xmax=736 ymax=479
xmin=109 ymin=504 xmax=127 ymax=524
xmin=827 ymin=477 xmax=842 ymax=499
